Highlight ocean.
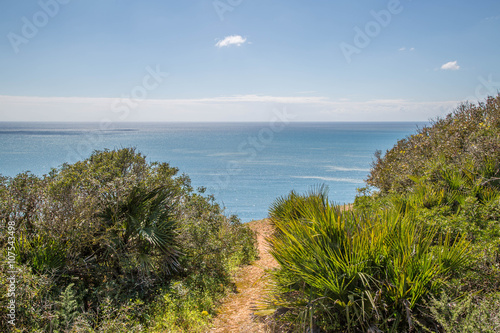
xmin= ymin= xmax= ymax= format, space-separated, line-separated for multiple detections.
xmin=0 ymin=122 xmax=424 ymax=221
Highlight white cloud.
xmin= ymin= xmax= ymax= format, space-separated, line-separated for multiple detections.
xmin=292 ymin=176 xmax=365 ymax=184
xmin=215 ymin=35 xmax=247 ymax=48
xmin=441 ymin=61 xmax=460 ymax=71
xmin=399 ymin=47 xmax=406 ymax=51
xmin=410 ymin=47 xmax=415 ymax=51
xmin=325 ymin=166 xmax=370 ymax=172
xmin=0 ymin=95 xmax=460 ymax=122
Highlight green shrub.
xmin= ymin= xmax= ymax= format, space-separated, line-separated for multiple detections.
xmin=0 ymin=148 xmax=258 ymax=332
xmin=351 ymin=95 xmax=500 ymax=331
xmin=266 ymin=188 xmax=471 ymax=332
xmin=368 ymin=95 xmax=500 ymax=194
xmin=14 ymin=233 xmax=67 ymax=273
xmin=427 ymin=292 xmax=500 ymax=333
xmin=260 ymin=95 xmax=498 ymax=332
xmin=52 ymin=284 xmax=80 ymax=332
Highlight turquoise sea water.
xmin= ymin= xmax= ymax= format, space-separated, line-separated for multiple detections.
xmin=0 ymin=122 xmax=424 ymax=221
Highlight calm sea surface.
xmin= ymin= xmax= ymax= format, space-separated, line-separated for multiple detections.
xmin=0 ymin=122 xmax=424 ymax=221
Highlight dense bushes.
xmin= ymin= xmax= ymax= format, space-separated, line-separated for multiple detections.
xmin=266 ymin=96 xmax=500 ymax=332
xmin=266 ymin=188 xmax=471 ymax=332
xmin=362 ymin=95 xmax=500 ymax=254
xmin=0 ymin=148 xmax=257 ymax=332
xmin=367 ymin=94 xmax=500 ymax=194
xmin=361 ymin=97 xmax=500 ymax=332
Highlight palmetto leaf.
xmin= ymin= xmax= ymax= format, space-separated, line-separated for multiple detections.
xmin=267 ymin=187 xmax=471 ymax=331
xmin=98 ymin=185 xmax=180 ymax=275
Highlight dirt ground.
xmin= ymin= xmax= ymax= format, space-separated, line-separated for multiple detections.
xmin=210 ymin=219 xmax=278 ymax=333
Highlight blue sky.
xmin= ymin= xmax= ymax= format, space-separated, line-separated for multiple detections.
xmin=1 ymin=0 xmax=499 ymax=121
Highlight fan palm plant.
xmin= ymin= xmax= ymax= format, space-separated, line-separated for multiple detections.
xmin=267 ymin=187 xmax=471 ymax=332
xmin=99 ymin=185 xmax=180 ymax=278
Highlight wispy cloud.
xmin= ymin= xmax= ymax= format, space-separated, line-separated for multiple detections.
xmin=483 ymin=15 xmax=500 ymax=22
xmin=0 ymin=95 xmax=459 ymax=122
xmin=325 ymin=166 xmax=371 ymax=172
xmin=295 ymin=91 xmax=317 ymax=94
xmin=166 ymin=95 xmax=329 ymax=104
xmin=399 ymin=47 xmax=406 ymax=51
xmin=215 ymin=35 xmax=247 ymax=48
xmin=441 ymin=61 xmax=460 ymax=71
xmin=292 ymin=176 xmax=365 ymax=184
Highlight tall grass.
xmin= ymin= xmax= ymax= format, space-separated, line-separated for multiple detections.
xmin=267 ymin=187 xmax=471 ymax=332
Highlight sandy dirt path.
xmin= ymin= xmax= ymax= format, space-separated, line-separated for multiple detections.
xmin=210 ymin=219 xmax=277 ymax=333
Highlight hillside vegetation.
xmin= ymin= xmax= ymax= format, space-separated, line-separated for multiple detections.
xmin=0 ymin=148 xmax=257 ymax=332
xmin=265 ymin=95 xmax=500 ymax=332
xmin=2 ymin=95 xmax=500 ymax=332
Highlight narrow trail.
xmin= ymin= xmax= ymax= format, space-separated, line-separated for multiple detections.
xmin=210 ymin=219 xmax=278 ymax=333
